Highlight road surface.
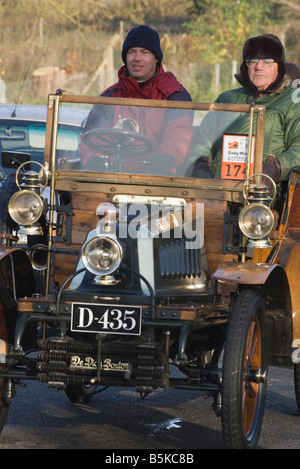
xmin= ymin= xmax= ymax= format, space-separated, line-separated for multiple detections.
xmin=0 ymin=366 xmax=298 ymax=450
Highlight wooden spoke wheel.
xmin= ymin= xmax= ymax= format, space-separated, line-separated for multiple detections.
xmin=221 ymin=290 xmax=268 ymax=449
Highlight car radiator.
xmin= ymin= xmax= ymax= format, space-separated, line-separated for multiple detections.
xmin=37 ymin=337 xmax=168 ymax=391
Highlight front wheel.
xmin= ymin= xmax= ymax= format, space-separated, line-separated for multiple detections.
xmin=65 ymin=384 xmax=107 ymax=404
xmin=294 ymin=362 xmax=300 ymax=413
xmin=0 ymin=173 xmax=18 ymax=246
xmin=0 ymin=305 xmax=10 ymax=433
xmin=221 ymin=290 xmax=268 ymax=449
xmin=0 ymin=380 xmax=9 ymax=434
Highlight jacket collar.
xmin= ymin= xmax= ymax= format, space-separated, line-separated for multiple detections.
xmin=102 ymin=64 xmax=183 ymax=98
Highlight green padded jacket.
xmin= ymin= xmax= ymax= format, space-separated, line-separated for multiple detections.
xmin=188 ymin=76 xmax=300 ymax=181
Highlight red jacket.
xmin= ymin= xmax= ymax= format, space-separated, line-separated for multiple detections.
xmin=82 ymin=65 xmax=194 ymax=173
xmin=101 ymin=64 xmax=189 ymax=100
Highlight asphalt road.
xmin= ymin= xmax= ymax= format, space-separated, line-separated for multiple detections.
xmin=0 ymin=365 xmax=298 ymax=450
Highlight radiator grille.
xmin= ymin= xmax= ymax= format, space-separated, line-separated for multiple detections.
xmin=159 ymin=239 xmax=201 ymax=278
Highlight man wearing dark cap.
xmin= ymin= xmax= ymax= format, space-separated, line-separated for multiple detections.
xmin=104 ymin=24 xmax=191 ymax=101
xmin=82 ymin=25 xmax=193 ymax=173
xmin=188 ymin=34 xmax=300 ymax=187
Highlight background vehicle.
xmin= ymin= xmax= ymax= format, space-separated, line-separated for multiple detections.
xmin=0 ymin=104 xmax=89 ymax=180
xmin=0 ymin=92 xmax=299 ymax=449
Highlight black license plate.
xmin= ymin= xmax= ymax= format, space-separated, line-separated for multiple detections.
xmin=71 ymin=302 xmax=142 ymax=335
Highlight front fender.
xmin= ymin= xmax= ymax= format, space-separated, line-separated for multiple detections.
xmin=212 ymin=261 xmax=291 ymax=312
xmin=213 ymin=261 xmax=293 ymax=365
xmin=0 ymin=247 xmax=35 ymax=300
xmin=212 ymin=261 xmax=280 ymax=285
xmin=0 ymin=247 xmax=36 ymax=349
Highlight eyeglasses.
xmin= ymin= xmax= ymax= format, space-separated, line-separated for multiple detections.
xmin=246 ymin=58 xmax=275 ymax=68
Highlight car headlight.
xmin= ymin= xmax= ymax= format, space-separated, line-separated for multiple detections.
xmin=8 ymin=190 xmax=44 ymax=225
xmin=82 ymin=235 xmax=123 ymax=276
xmin=238 ymin=203 xmax=274 ymax=239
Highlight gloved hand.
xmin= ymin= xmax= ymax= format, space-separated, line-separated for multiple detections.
xmin=262 ymin=154 xmax=281 ymax=191
xmin=191 ymin=156 xmax=216 ymax=179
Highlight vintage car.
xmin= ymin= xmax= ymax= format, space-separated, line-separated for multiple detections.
xmin=0 ymin=91 xmax=299 ymax=449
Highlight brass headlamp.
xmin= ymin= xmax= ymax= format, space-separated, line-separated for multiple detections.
xmin=238 ymin=174 xmax=276 ymax=249
xmin=8 ymin=162 xmax=48 ymax=235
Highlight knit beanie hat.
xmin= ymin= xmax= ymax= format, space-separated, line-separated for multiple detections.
xmin=240 ymin=34 xmax=286 ymax=95
xmin=122 ymin=25 xmax=163 ymax=64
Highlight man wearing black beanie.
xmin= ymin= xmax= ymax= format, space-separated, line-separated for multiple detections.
xmin=187 ymin=34 xmax=300 ymax=189
xmin=104 ymin=25 xmax=191 ymax=101
xmin=121 ymin=25 xmax=164 ymax=70
xmin=82 ymin=25 xmax=193 ymax=174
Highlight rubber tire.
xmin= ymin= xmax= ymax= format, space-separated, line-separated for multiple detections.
xmin=0 ymin=173 xmax=18 ymax=244
xmin=294 ymin=363 xmax=300 ymax=414
xmin=0 ymin=306 xmax=10 ymax=433
xmin=221 ymin=289 xmax=268 ymax=449
xmin=0 ymin=388 xmax=9 ymax=434
xmin=65 ymin=384 xmax=98 ymax=404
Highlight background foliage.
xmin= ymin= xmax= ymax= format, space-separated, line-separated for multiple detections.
xmin=0 ymin=0 xmax=299 ymax=103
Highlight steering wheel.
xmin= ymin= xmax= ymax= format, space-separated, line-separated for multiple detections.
xmin=82 ymin=127 xmax=154 ymax=157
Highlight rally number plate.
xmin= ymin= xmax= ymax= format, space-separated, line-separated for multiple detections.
xmin=71 ymin=302 xmax=142 ymax=335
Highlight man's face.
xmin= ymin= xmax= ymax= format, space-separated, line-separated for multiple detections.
xmin=248 ymin=59 xmax=279 ymax=91
xmin=126 ymin=47 xmax=158 ymax=82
